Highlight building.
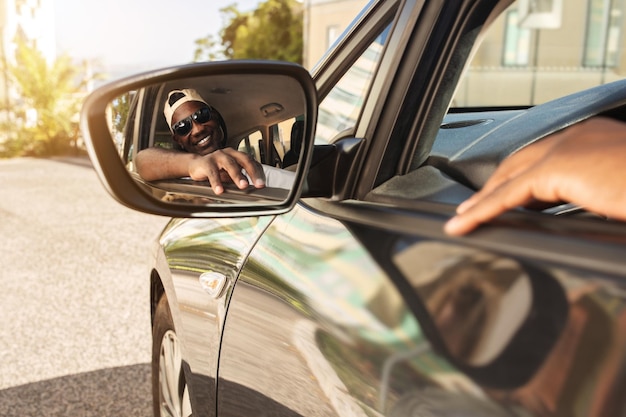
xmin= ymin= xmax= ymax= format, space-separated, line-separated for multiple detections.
xmin=304 ymin=0 xmax=626 ymax=106
xmin=303 ymin=0 xmax=369 ymax=69
xmin=456 ymin=0 xmax=626 ymax=106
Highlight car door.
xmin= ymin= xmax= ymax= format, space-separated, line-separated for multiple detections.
xmin=217 ymin=0 xmax=626 ymax=417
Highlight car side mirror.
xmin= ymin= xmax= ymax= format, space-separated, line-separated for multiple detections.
xmin=80 ymin=61 xmax=317 ymax=218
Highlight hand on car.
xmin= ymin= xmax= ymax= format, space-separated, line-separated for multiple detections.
xmin=444 ymin=117 xmax=626 ymax=236
xmin=188 ymin=148 xmax=266 ymax=195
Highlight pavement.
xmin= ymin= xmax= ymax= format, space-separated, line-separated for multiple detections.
xmin=0 ymin=156 xmax=170 ymax=416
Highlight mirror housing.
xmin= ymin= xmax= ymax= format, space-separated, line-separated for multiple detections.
xmin=80 ymin=60 xmax=317 ymax=218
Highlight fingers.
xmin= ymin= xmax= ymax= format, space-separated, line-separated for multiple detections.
xmin=188 ymin=149 xmax=266 ymax=195
xmin=446 ymin=117 xmax=626 ymax=236
xmin=446 ymin=139 xmax=575 ymax=234
xmin=454 ymin=153 xmax=534 ymax=216
xmin=445 ymin=177 xmax=536 ymax=235
xmin=188 ymin=155 xmax=227 ymax=194
xmin=222 ymin=148 xmax=266 ymax=189
xmin=448 ymin=133 xmax=563 ymax=233
xmin=470 ymin=135 xmax=558 ymax=206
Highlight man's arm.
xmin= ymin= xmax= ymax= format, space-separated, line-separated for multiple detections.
xmin=445 ymin=117 xmax=626 ymax=235
xmin=135 ymin=147 xmax=266 ymax=195
xmin=135 ymin=147 xmax=197 ymax=180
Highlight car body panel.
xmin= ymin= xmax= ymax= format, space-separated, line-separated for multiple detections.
xmin=218 ymin=203 xmax=441 ymax=416
xmin=216 ymin=200 xmax=626 ymax=416
xmin=153 ymin=216 xmax=274 ymax=417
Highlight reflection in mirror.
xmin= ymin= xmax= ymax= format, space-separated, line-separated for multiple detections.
xmin=393 ymin=242 xmax=534 ymax=366
xmin=104 ymin=73 xmax=307 ymax=206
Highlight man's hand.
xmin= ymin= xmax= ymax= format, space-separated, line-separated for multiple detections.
xmin=135 ymin=147 xmax=266 ymax=195
xmin=444 ymin=117 xmax=626 ymax=236
xmin=188 ymin=148 xmax=266 ymax=195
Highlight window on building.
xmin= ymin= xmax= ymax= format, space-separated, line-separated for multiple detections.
xmin=584 ymin=0 xmax=624 ymax=67
xmin=503 ymin=9 xmax=532 ymax=66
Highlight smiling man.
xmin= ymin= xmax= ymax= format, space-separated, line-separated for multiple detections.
xmin=164 ymin=89 xmax=227 ymax=155
xmin=135 ymin=88 xmax=293 ymax=194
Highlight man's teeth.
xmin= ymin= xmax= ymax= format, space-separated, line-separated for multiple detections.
xmin=196 ymin=135 xmax=211 ymax=146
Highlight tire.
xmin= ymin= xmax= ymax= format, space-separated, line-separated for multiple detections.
xmin=152 ymin=294 xmax=192 ymax=417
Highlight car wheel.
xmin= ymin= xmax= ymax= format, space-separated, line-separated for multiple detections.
xmin=152 ymin=294 xmax=192 ymax=417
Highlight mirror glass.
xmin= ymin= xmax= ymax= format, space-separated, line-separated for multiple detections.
xmin=105 ymin=73 xmax=307 ymax=206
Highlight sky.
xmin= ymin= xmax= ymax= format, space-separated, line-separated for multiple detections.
xmin=53 ymin=0 xmax=262 ymax=78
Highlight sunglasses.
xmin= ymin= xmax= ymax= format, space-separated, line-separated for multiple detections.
xmin=172 ymin=106 xmax=213 ymax=136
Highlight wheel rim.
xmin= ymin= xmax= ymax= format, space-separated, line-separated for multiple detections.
xmin=159 ymin=329 xmax=192 ymax=417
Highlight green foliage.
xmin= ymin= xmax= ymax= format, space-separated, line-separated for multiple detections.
xmin=194 ymin=0 xmax=303 ymax=64
xmin=110 ymin=92 xmax=133 ymax=135
xmin=193 ymin=34 xmax=225 ymax=62
xmin=0 ymin=39 xmax=99 ymax=157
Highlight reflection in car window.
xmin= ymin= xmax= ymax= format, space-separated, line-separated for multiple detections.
xmin=237 ymin=130 xmax=264 ymax=162
xmin=108 ymin=90 xmax=136 ymax=164
xmin=236 ymin=118 xmax=298 ymax=167
xmin=315 ymin=24 xmax=391 ymax=144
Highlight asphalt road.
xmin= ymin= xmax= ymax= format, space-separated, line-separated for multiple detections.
xmin=0 ymin=157 xmax=170 ymax=416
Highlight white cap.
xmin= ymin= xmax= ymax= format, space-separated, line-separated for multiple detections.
xmin=163 ymin=88 xmax=208 ymax=131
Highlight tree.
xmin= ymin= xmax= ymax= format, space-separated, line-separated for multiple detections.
xmin=0 ymin=39 xmax=99 ymax=157
xmin=193 ymin=34 xmax=226 ymax=62
xmin=194 ymin=0 xmax=303 ymax=64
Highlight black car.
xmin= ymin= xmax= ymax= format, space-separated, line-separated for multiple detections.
xmin=81 ymin=0 xmax=626 ymax=416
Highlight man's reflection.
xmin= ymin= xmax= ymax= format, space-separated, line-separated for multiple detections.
xmin=134 ymin=88 xmax=294 ymax=193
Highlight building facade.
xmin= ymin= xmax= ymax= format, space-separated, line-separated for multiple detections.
xmin=303 ymin=0 xmax=369 ymax=69
xmin=456 ymin=0 xmax=626 ymax=106
xmin=304 ymin=0 xmax=626 ymax=106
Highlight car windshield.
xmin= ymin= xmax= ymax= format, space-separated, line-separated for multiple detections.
xmin=452 ymin=0 xmax=626 ymax=107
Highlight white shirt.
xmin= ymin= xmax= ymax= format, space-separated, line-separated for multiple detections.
xmin=259 ymin=165 xmax=296 ymax=190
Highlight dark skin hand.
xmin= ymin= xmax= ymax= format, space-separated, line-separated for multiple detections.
xmin=135 ymin=101 xmax=265 ymax=194
xmin=444 ymin=117 xmax=626 ymax=236
xmin=186 ymin=147 xmax=266 ymax=194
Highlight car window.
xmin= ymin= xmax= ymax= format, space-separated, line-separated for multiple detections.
xmin=273 ymin=118 xmax=301 ymax=167
xmin=237 ymin=117 xmax=301 ymax=168
xmin=237 ymin=130 xmax=264 ymax=162
xmin=315 ymin=23 xmax=391 ymax=145
xmin=452 ymin=0 xmax=626 ymax=107
xmin=368 ymin=0 xmax=626 ymax=210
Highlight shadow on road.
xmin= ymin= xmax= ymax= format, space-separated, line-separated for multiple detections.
xmin=51 ymin=156 xmax=94 ymax=169
xmin=0 ymin=363 xmax=151 ymax=417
